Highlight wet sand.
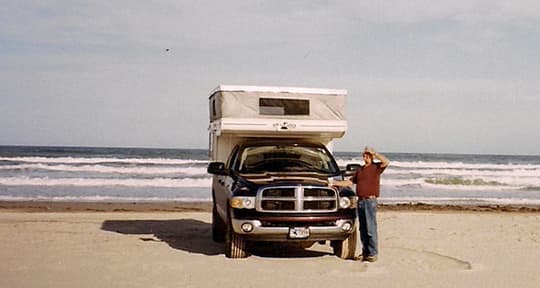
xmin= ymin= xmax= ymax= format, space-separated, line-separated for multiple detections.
xmin=2 ymin=200 xmax=539 ymax=213
xmin=0 ymin=201 xmax=539 ymax=288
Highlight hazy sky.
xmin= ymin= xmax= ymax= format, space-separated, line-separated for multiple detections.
xmin=1 ymin=1 xmax=539 ymax=155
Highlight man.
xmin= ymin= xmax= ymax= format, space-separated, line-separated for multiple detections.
xmin=332 ymin=146 xmax=389 ymax=262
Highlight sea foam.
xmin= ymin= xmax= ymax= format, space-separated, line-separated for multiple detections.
xmin=0 ymin=176 xmax=212 ymax=188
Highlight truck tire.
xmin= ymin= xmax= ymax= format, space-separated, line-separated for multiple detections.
xmin=212 ymin=202 xmax=225 ymax=243
xmin=225 ymin=217 xmax=248 ymax=258
xmin=332 ymin=227 xmax=358 ymax=259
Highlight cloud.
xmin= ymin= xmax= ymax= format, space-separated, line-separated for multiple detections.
xmin=336 ymin=0 xmax=540 ymax=24
xmin=342 ymin=1 xmax=475 ymax=24
xmin=496 ymin=0 xmax=540 ymax=18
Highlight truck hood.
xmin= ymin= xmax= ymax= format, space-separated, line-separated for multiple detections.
xmin=238 ymin=172 xmax=330 ymax=186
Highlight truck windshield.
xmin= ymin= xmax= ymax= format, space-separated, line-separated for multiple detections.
xmin=238 ymin=145 xmax=339 ymax=174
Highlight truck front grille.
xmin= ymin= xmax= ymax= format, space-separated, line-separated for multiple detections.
xmin=257 ymin=186 xmax=337 ymax=213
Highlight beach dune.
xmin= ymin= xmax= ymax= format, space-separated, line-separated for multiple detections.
xmin=0 ymin=206 xmax=539 ymax=288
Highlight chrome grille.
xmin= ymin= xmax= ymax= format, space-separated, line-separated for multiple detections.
xmin=256 ymin=186 xmax=337 ymax=213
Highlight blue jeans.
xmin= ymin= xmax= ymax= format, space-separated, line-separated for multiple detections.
xmin=358 ymin=198 xmax=378 ymax=257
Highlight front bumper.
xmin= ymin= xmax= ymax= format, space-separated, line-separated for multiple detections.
xmin=231 ymin=218 xmax=355 ymax=241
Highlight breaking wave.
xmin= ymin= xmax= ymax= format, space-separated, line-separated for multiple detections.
xmin=336 ymin=159 xmax=540 ymax=171
xmin=0 ymin=176 xmax=211 ymax=188
xmin=2 ymin=148 xmax=540 ymax=203
xmin=423 ymin=177 xmax=507 ymax=187
xmin=336 ymin=157 xmax=540 ymax=191
xmin=0 ymin=163 xmax=206 ymax=176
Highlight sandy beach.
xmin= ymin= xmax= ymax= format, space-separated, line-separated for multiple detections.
xmin=1 ymin=202 xmax=539 ymax=288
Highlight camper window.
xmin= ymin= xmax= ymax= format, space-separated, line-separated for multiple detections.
xmin=259 ymin=98 xmax=309 ymax=116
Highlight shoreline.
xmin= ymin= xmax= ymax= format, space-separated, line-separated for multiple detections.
xmin=1 ymin=200 xmax=539 ymax=213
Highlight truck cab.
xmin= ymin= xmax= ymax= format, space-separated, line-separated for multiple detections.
xmin=207 ymin=85 xmax=358 ymax=259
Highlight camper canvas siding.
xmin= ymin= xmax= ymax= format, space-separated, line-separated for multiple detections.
xmin=208 ymin=85 xmax=347 ymax=162
xmin=208 ymin=85 xmax=347 ymax=121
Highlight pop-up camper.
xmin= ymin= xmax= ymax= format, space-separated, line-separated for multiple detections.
xmin=208 ymin=85 xmax=347 ymax=161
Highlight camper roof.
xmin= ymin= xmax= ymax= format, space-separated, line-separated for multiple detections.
xmin=209 ymin=85 xmax=347 ymax=98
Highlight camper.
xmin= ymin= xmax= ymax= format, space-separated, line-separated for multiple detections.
xmin=207 ymin=85 xmax=358 ymax=259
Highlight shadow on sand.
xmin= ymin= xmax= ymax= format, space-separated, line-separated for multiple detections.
xmin=101 ymin=219 xmax=223 ymax=255
xmin=101 ymin=219 xmax=331 ymax=258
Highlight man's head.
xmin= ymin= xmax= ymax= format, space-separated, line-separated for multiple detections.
xmin=363 ymin=150 xmax=374 ymax=165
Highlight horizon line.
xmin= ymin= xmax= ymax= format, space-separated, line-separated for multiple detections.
xmin=0 ymin=144 xmax=538 ymax=157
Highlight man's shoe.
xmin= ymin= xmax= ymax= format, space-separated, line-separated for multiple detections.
xmin=362 ymin=255 xmax=378 ymax=262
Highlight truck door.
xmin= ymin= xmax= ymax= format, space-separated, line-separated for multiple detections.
xmin=214 ymin=145 xmax=240 ymax=220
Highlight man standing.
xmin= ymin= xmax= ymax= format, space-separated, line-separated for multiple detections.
xmin=332 ymin=146 xmax=389 ymax=262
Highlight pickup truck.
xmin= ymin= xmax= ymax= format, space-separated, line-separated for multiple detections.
xmin=207 ymin=85 xmax=358 ymax=259
xmin=208 ymin=140 xmax=358 ymax=258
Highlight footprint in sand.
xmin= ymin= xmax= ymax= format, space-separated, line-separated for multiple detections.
xmin=330 ymin=247 xmax=472 ymax=275
xmin=382 ymin=247 xmax=472 ymax=272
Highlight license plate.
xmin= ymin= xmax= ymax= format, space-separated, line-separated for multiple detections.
xmin=289 ymin=227 xmax=310 ymax=239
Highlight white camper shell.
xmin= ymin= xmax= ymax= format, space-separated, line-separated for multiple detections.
xmin=208 ymin=85 xmax=347 ymax=162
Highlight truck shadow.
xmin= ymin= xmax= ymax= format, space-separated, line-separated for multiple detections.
xmin=101 ymin=219 xmax=223 ymax=255
xmin=101 ymin=219 xmax=331 ymax=258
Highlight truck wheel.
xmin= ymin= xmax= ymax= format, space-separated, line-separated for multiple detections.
xmin=332 ymin=228 xmax=358 ymax=259
xmin=212 ymin=203 xmax=225 ymax=242
xmin=225 ymin=217 xmax=248 ymax=258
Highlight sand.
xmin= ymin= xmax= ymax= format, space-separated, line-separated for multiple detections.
xmin=1 ymin=202 xmax=539 ymax=288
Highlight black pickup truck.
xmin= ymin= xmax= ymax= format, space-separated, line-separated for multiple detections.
xmin=207 ymin=140 xmax=358 ymax=258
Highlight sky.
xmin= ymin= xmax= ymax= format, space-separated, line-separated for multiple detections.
xmin=1 ymin=1 xmax=539 ymax=155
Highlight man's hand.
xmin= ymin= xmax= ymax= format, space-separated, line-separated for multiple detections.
xmin=364 ymin=146 xmax=376 ymax=155
xmin=329 ymin=179 xmax=353 ymax=188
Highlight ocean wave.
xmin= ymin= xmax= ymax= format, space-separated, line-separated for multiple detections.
xmin=0 ymin=176 xmax=211 ymax=188
xmin=378 ymin=197 xmax=540 ymax=206
xmin=424 ymin=177 xmax=507 ymax=186
xmin=384 ymin=168 xmax=540 ymax=178
xmin=7 ymin=162 xmax=537 ymax=180
xmin=0 ymin=163 xmax=207 ymax=176
xmin=433 ymin=175 xmax=539 ymax=187
xmin=335 ymin=159 xmax=540 ymax=171
xmin=519 ymin=187 xmax=540 ymax=192
xmin=382 ymin=178 xmax=527 ymax=191
xmin=0 ymin=156 xmax=208 ymax=165
xmin=384 ymin=160 xmax=540 ymax=171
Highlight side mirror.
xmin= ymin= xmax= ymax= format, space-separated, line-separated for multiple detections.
xmin=343 ymin=163 xmax=361 ymax=176
xmin=346 ymin=164 xmax=362 ymax=171
xmin=207 ymin=162 xmax=228 ymax=175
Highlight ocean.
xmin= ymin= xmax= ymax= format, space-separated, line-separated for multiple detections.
xmin=1 ymin=146 xmax=539 ymax=206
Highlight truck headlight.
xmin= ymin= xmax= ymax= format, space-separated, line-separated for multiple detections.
xmin=339 ymin=196 xmax=357 ymax=209
xmin=342 ymin=221 xmax=353 ymax=232
xmin=230 ymin=196 xmax=256 ymax=209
